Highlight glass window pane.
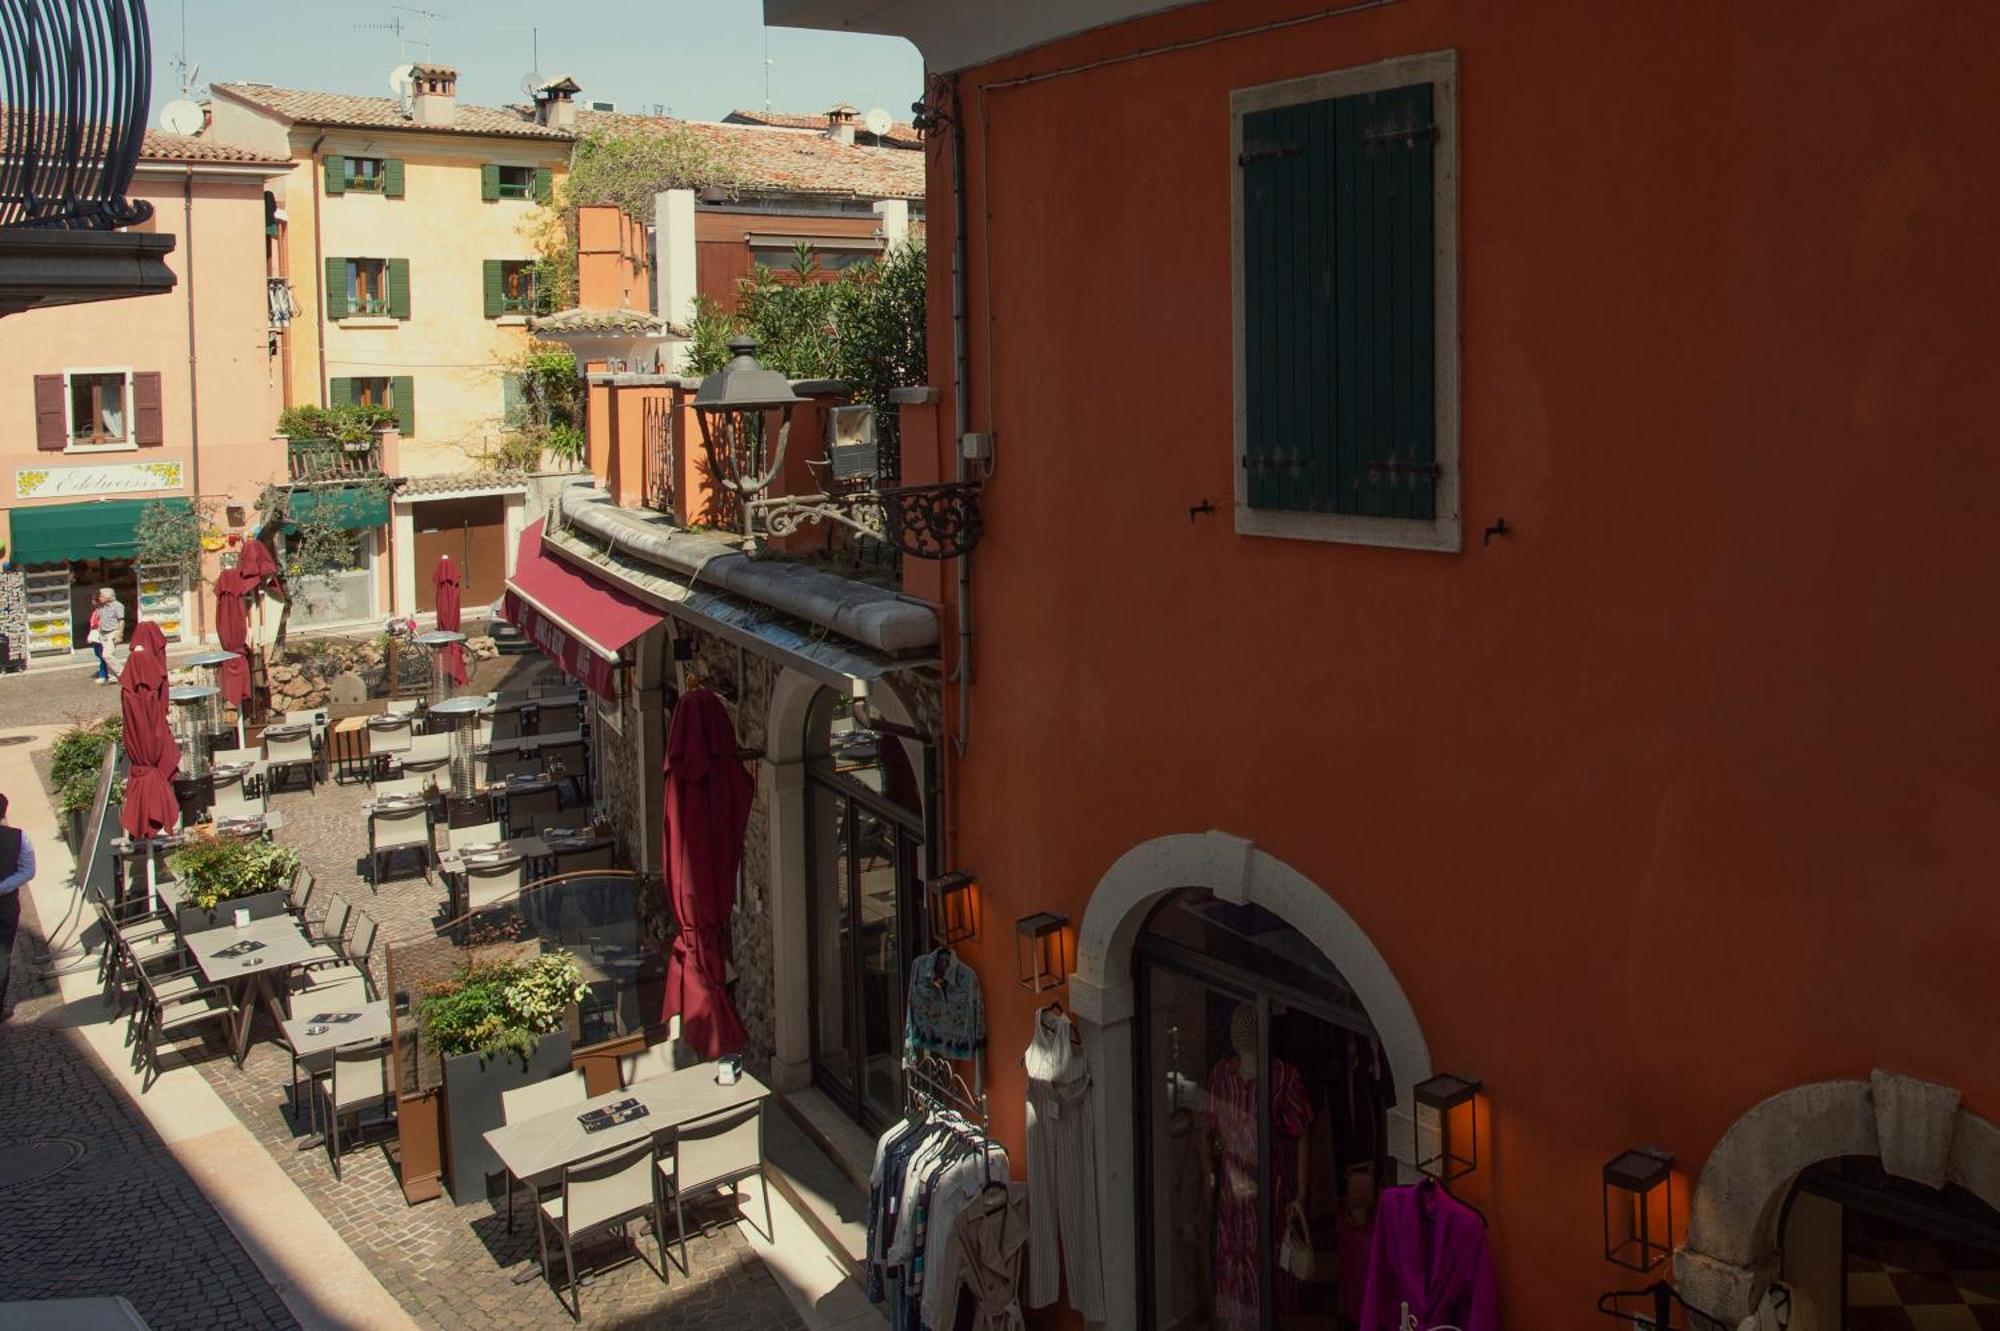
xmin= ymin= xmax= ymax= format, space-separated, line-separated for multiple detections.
xmin=854 ymin=806 xmax=903 ymax=1123
xmin=809 ymin=783 xmax=854 ymax=1095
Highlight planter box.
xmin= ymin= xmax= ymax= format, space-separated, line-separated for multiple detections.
xmin=440 ymin=1029 xmax=573 ymax=1206
xmin=175 ymin=888 xmax=289 ymax=934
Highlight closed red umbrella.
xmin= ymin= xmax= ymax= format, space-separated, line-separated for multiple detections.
xmin=661 ymin=687 xmax=753 ymax=1059
xmin=119 ymin=623 xmax=181 ymax=839
xmin=213 ymin=538 xmax=282 ymax=706
xmin=432 ymin=555 xmax=468 ymax=686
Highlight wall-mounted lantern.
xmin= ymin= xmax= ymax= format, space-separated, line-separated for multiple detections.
xmin=1015 ymin=912 xmax=1068 ymax=992
xmin=1412 ymin=1073 xmax=1481 ymax=1182
xmin=692 ymin=335 xmax=807 ymax=552
xmin=1602 ymin=1147 xmax=1675 ymax=1272
xmin=927 ymin=871 xmax=977 ymax=946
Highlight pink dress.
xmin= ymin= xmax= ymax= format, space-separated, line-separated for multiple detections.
xmin=1207 ymin=1054 xmax=1313 ymax=1330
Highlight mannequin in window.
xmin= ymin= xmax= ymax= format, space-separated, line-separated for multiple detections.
xmin=1335 ymin=1163 xmax=1377 ymax=1330
xmin=1202 ymin=1004 xmax=1314 ymax=1331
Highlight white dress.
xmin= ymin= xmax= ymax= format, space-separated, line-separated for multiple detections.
xmin=1023 ymin=1009 xmax=1104 ymax=1320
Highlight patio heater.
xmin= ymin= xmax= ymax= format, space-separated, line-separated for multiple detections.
xmin=168 ymin=683 xmax=222 ymax=831
xmin=184 ymin=648 xmax=244 ymax=748
xmin=415 ymin=630 xmax=466 ymax=706
xmin=428 ymin=695 xmax=487 ymax=802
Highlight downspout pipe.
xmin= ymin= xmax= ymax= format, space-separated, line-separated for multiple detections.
xmin=309 ymin=132 xmax=328 ymax=404
xmin=183 ymin=164 xmax=207 ymax=642
xmin=950 ymin=77 xmax=973 ymax=759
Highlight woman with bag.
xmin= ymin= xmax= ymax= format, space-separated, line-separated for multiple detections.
xmin=88 ymin=587 xmax=124 ymax=683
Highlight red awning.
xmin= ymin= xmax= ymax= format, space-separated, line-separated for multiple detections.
xmin=501 ymin=520 xmax=663 ymax=699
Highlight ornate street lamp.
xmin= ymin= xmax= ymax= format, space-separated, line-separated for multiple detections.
xmin=693 ymin=335 xmax=808 ymax=552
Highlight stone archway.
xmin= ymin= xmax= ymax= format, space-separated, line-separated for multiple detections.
xmin=1676 ymin=1070 xmax=2000 ymax=1322
xmin=1068 ymin=830 xmax=1434 ymax=1331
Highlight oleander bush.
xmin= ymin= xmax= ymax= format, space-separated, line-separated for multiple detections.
xmin=418 ymin=951 xmax=586 ymax=1061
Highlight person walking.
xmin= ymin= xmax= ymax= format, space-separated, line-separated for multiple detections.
xmin=89 ymin=587 xmax=125 ymax=684
xmin=0 ymin=792 xmax=35 ymax=1021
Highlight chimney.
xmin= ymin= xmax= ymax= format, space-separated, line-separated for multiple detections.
xmin=534 ymin=75 xmax=581 ymax=132
xmin=409 ymin=63 xmax=459 ymax=127
xmin=825 ymin=102 xmax=857 ymax=146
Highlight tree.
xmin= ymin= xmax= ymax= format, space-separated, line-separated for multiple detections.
xmin=133 ymin=496 xmax=220 ymax=594
xmin=254 ymin=479 xmax=392 ymax=615
xmin=484 ymin=343 xmax=585 ymax=472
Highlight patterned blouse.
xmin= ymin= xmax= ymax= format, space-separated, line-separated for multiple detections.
xmin=904 ymin=947 xmax=986 ymax=1059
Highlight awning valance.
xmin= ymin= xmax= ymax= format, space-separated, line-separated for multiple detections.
xmin=283 ymin=486 xmax=389 ymax=530
xmin=8 ymin=497 xmax=191 ymax=566
xmin=501 ymin=520 xmax=664 ymax=699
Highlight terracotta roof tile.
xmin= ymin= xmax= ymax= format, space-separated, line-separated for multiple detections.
xmin=138 ymin=130 xmax=289 ymax=165
xmin=580 ymin=110 xmax=924 ymax=201
xmin=723 ymin=107 xmax=923 ymax=150
xmin=529 ymin=307 xmax=686 ymax=337
xmin=212 ymin=82 xmax=571 ymax=141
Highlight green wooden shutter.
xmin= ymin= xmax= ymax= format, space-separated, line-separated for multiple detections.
xmin=328 ymin=376 xmax=354 ymax=407
xmin=324 ymin=256 xmax=348 ymax=320
xmin=323 ymin=154 xmax=346 ymax=195
xmin=483 ymin=259 xmax=505 ymax=318
xmin=390 ymin=376 xmax=415 ymax=437
xmin=532 ymin=167 xmax=553 ymax=204
xmin=386 ymin=258 xmax=411 ymax=320
xmin=502 ymin=372 xmax=524 ymax=423
xmin=481 ymin=163 xmax=500 ymax=201
xmin=383 ymin=158 xmax=405 ymax=198
xmin=1240 ymin=83 xmax=1435 ymax=518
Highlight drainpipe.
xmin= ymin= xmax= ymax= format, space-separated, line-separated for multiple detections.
xmin=950 ymin=78 xmax=973 ymax=759
xmin=309 ymin=132 xmax=328 ymax=404
xmin=183 ymin=164 xmax=208 ymax=641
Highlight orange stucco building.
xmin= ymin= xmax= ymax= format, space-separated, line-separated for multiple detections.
xmin=764 ymin=2 xmax=2000 ymax=1328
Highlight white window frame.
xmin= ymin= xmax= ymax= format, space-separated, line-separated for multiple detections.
xmin=495 ymin=165 xmax=536 ymax=200
xmin=63 ymin=366 xmax=137 ymax=453
xmin=1229 ymin=49 xmax=1461 ymax=553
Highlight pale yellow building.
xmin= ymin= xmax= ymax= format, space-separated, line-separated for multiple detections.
xmin=207 ymin=66 xmax=573 ymax=616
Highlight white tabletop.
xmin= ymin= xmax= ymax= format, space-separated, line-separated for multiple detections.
xmin=280 ymin=1000 xmax=392 ymax=1059
xmin=186 ymin=915 xmax=319 ymax=981
xmin=436 ymin=833 xmax=548 ymax=872
xmin=484 ymin=1063 xmax=769 ymax=1183
xmin=478 ymin=730 xmax=584 ymax=756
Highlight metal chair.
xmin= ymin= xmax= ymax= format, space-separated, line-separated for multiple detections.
xmin=211 ymin=769 xmax=265 ymax=820
xmin=262 ymin=726 xmax=318 ymax=793
xmin=384 ymin=697 xmax=421 ymax=716
xmin=311 ymin=1039 xmax=396 ymax=1180
xmin=279 ymin=973 xmax=368 ymax=1125
xmin=285 ymin=865 xmax=317 ymax=917
xmin=447 ymin=821 xmax=504 ymax=850
xmin=299 ymin=914 xmax=377 ymax=998
xmin=617 ymin=1041 xmax=676 ymax=1089
xmin=658 ymin=1102 xmax=771 ymax=1271
xmin=536 ymin=1136 xmax=669 ymax=1320
xmin=543 ymin=741 xmax=588 ymax=804
xmin=365 ymin=714 xmax=414 ymax=757
xmin=534 ymin=702 xmax=581 ymax=734
xmin=505 ymin=786 xmax=561 ymax=837
xmin=498 ymin=1070 xmax=589 ymax=1231
xmin=304 ymin=894 xmax=351 ymax=952
xmin=368 ymin=804 xmax=431 ymax=888
xmin=134 ymin=964 xmax=239 ymax=1089
xmin=462 ymin=856 xmax=526 ymax=916
xmin=553 ymin=844 xmax=615 ymax=874
xmin=372 ymin=776 xmax=424 ymax=801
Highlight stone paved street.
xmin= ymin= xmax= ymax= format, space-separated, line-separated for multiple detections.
xmin=0 ymin=887 xmax=299 ymax=1330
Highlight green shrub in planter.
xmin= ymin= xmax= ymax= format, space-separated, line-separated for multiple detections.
xmin=50 ymin=717 xmax=121 ymax=791
xmin=165 ymin=833 xmax=301 ymax=912
xmin=418 ymin=952 xmax=587 ymax=1061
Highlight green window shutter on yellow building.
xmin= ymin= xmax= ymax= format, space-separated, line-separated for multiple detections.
xmin=387 ymin=259 xmax=411 ymax=320
xmin=391 ymin=377 xmax=415 ymax=437
xmin=481 ymin=163 xmax=500 ymax=201
xmin=532 ymin=168 xmax=553 ymax=204
xmin=383 ymin=158 xmax=405 ymax=197
xmin=483 ymin=260 xmax=505 ymax=318
xmin=328 ymin=377 xmax=354 ymax=406
xmin=324 ymin=256 xmax=348 ymax=319
xmin=323 ymin=154 xmax=346 ymax=195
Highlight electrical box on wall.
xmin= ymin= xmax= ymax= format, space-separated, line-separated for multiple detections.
xmin=960 ymin=432 xmax=993 ymax=462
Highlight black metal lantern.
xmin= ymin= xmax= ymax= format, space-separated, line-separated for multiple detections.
xmin=1413 ymin=1073 xmax=1482 ymax=1182
xmin=692 ymin=335 xmax=807 ymax=550
xmin=1602 ymin=1147 xmax=1675 ymax=1272
xmin=1015 ymin=912 xmax=1068 ymax=992
xmin=927 ymin=871 xmax=977 ymax=945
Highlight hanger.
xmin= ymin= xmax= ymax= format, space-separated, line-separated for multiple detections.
xmin=1596 ymin=1280 xmax=1719 ymax=1330
xmin=1418 ymin=1174 xmax=1488 ymax=1228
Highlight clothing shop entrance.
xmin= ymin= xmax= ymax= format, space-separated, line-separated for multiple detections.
xmin=804 ymin=688 xmax=925 ymax=1132
xmin=1137 ymin=888 xmax=1397 ymax=1331
xmin=1770 ymin=1156 xmax=2000 ymax=1329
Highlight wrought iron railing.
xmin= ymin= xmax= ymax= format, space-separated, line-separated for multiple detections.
xmin=642 ymin=392 xmax=676 ymax=520
xmin=0 ymin=0 xmax=154 ymax=231
xmin=288 ymin=436 xmax=384 ymax=482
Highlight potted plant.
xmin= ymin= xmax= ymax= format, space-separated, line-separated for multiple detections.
xmin=277 ymin=403 xmax=399 ymax=450
xmin=50 ymin=718 xmax=120 ymax=848
xmin=165 ymin=833 xmax=300 ymax=932
xmin=419 ymin=950 xmax=586 ymax=1204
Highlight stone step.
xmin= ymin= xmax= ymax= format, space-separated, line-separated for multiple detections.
xmin=765 ymin=1089 xmax=874 ymax=1278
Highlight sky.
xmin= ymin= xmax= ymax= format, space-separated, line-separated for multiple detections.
xmin=148 ymin=0 xmax=923 ymax=128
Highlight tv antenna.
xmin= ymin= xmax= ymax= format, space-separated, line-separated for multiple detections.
xmin=168 ymin=0 xmax=201 ymax=98
xmin=498 ymin=24 xmax=540 ymax=89
xmin=392 ymin=4 xmax=447 ymax=56
xmin=355 ymin=16 xmax=412 ymax=61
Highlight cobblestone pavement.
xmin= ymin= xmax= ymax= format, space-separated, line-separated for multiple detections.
xmin=0 ymin=890 xmax=299 ymax=1330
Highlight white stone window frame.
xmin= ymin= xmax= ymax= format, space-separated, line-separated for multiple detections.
xmin=63 ymin=365 xmax=137 ymax=454
xmin=1229 ymin=49 xmax=1462 ymax=553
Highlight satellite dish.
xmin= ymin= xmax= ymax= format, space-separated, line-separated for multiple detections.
xmin=521 ymin=73 xmax=542 ymax=99
xmin=160 ymin=98 xmax=204 ymax=135
xmin=389 ymin=63 xmax=416 ymax=94
xmin=863 ymin=107 xmax=893 ymax=138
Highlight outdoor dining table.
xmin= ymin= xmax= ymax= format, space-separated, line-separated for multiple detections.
xmin=278 ymin=998 xmax=391 ymax=1061
xmin=435 ymin=833 xmax=550 ymax=876
xmin=476 ymin=729 xmax=584 ymax=758
xmin=483 ymin=1062 xmax=770 ymax=1196
xmin=184 ymin=913 xmax=321 ymax=1063
xmin=329 ymin=715 xmax=380 ymax=784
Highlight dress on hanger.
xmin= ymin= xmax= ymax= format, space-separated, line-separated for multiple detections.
xmin=1024 ymin=1008 xmax=1104 ymax=1320
xmin=1207 ymin=1052 xmax=1314 ymax=1330
xmin=933 ymin=1181 xmax=1030 ymax=1331
xmin=1358 ymin=1180 xmax=1498 ymax=1331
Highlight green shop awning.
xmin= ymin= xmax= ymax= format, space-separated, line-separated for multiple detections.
xmin=282 ymin=486 xmax=389 ymax=531
xmin=8 ymin=498 xmax=192 ymax=567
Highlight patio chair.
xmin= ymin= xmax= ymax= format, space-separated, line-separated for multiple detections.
xmin=285 ymin=866 xmax=317 ymax=917
xmin=263 ymin=726 xmax=319 ymax=793
xmin=552 ymin=844 xmax=615 ymax=874
xmin=486 ymin=708 xmax=525 ymax=743
xmin=447 ymin=821 xmax=504 ymax=851
xmin=617 ymin=1041 xmax=676 ymax=1089
xmin=372 ymin=776 xmax=423 ymax=801
xmin=505 ymin=786 xmax=561 ymax=837
xmin=366 ymin=714 xmax=414 ymax=756
xmin=498 ymin=1070 xmax=589 ymax=1232
xmin=300 ymin=914 xmax=378 ymax=997
xmin=134 ymin=964 xmax=239 ymax=1089
xmin=659 ymin=1102 xmax=771 ymax=1270
xmin=536 ymin=1136 xmax=669 ymax=1319
xmin=534 ymin=702 xmax=581 ymax=735
xmin=210 ymin=769 xmax=265 ymax=820
xmin=303 ymin=894 xmax=351 ymax=955
xmin=311 ymin=1039 xmax=396 ymax=1181
xmin=542 ymin=741 xmax=588 ymax=803
xmin=462 ymin=856 xmax=526 ymax=916
xmin=95 ymin=898 xmax=181 ymax=1014
xmin=385 ymin=697 xmax=422 ymax=716
xmin=401 ymin=734 xmax=452 ymax=788
xmin=279 ymin=973 xmax=368 ymax=1125
xmin=369 ymin=804 xmax=432 ymax=888
xmin=528 ymin=810 xmax=578 ymax=838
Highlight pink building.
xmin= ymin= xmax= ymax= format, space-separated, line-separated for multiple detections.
xmin=0 ymin=131 xmax=292 ymax=664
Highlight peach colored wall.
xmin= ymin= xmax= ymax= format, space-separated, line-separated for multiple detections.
xmin=576 ymin=204 xmax=648 ymax=311
xmin=0 ymin=165 xmax=285 ymax=640
xmin=930 ymin=3 xmax=2000 ymax=1327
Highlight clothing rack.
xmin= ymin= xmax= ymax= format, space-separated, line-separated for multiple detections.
xmin=1597 ymin=1279 xmax=1729 ymax=1331
xmin=905 ymin=1049 xmax=989 ymax=1130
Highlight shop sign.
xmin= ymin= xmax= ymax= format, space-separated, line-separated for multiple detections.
xmin=16 ymin=460 xmax=184 ymax=499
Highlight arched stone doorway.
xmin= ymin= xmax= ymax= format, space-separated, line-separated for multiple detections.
xmin=1677 ymin=1070 xmax=2000 ymax=1322
xmin=1069 ymin=830 xmax=1433 ymax=1330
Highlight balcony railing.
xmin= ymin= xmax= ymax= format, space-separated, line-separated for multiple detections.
xmin=288 ymin=436 xmax=384 ymax=483
xmin=0 ymin=0 xmax=154 ymax=231
xmin=643 ymin=392 xmax=676 ymax=520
